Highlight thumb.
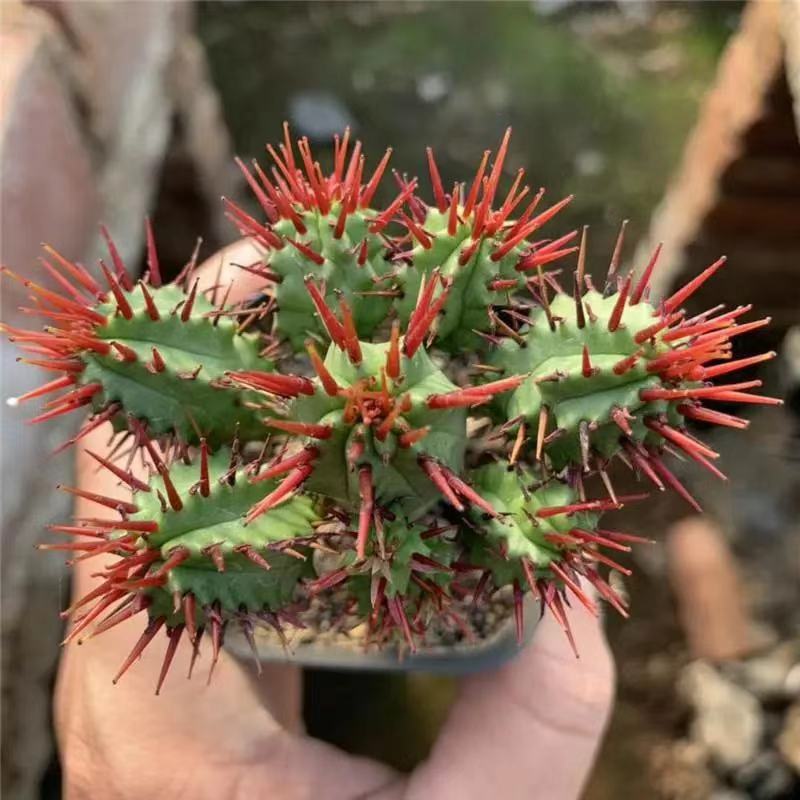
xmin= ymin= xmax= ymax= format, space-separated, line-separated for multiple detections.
xmin=404 ymin=594 xmax=615 ymax=800
xmin=195 ymin=236 xmax=272 ymax=298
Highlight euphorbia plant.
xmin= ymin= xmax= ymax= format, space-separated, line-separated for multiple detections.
xmin=2 ymin=126 xmax=780 ymax=690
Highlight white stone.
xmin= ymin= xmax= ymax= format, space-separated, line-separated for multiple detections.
xmin=681 ymin=660 xmax=765 ymax=772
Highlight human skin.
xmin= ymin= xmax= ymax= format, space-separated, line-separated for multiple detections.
xmin=54 ymin=238 xmax=615 ymax=800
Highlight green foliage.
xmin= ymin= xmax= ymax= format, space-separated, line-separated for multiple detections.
xmin=295 ymin=339 xmax=466 ymax=509
xmin=270 ymin=211 xmax=394 ymax=347
xmin=89 ymin=285 xmax=269 ymax=445
xmin=490 ymin=289 xmax=685 ymax=468
xmin=138 ymin=452 xmax=318 ymax=626
xmin=467 ymin=462 xmax=599 ymax=585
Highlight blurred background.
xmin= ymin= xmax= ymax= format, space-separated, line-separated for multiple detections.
xmin=1 ymin=1 xmax=798 ymax=798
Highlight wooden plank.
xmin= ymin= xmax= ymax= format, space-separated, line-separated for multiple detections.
xmin=634 ymin=0 xmax=786 ymax=299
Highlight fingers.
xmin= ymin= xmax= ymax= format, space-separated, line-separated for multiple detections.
xmin=402 ymin=598 xmax=615 ymax=800
xmin=194 ymin=236 xmax=271 ymax=302
xmin=58 ymin=603 xmax=398 ymax=799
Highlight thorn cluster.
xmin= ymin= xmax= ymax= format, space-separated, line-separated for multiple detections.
xmin=487 ymin=227 xmax=780 ymax=509
xmin=2 ymin=126 xmax=780 ymax=689
xmin=2 ymin=222 xmax=274 ymax=450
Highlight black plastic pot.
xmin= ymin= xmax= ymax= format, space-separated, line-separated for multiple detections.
xmin=225 ymin=599 xmax=539 ymax=675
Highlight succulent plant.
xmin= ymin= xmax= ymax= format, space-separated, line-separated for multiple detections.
xmin=47 ymin=446 xmax=317 ymax=692
xmin=486 ymin=231 xmax=779 ymax=507
xmin=1 ymin=227 xmax=273 ymax=449
xmin=2 ymin=127 xmax=780 ymax=689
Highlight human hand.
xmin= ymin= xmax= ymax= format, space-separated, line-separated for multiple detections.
xmin=55 ymin=238 xmax=615 ymax=800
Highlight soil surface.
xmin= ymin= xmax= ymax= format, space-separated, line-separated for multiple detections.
xmin=241 ymin=584 xmax=517 ymax=657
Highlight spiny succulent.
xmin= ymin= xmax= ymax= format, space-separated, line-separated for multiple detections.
xmin=46 ymin=445 xmax=318 ymax=691
xmin=2 ymin=126 xmax=781 ymax=690
xmin=393 ymin=133 xmax=575 ymax=352
xmin=486 ymin=229 xmax=781 ymax=507
xmin=228 ymin=126 xmax=397 ymax=349
xmin=226 ymin=124 xmax=574 ymax=352
xmin=225 ymin=282 xmax=529 ymax=532
xmin=1 ymin=227 xmax=276 ymax=450
xmin=467 ymin=462 xmax=648 ymax=649
xmin=313 ymin=516 xmax=461 ymax=651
